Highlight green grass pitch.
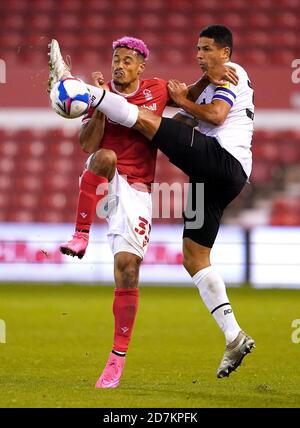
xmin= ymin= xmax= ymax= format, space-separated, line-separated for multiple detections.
xmin=0 ymin=284 xmax=299 ymax=408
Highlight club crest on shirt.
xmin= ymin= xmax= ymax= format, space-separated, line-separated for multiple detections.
xmin=143 ymin=89 xmax=153 ymax=101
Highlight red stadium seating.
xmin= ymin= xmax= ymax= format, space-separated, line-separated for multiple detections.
xmin=2 ymin=14 xmax=26 ymax=30
xmin=0 ymin=0 xmax=299 ymax=67
xmin=271 ymin=197 xmax=300 ymax=226
xmin=0 ymin=126 xmax=299 ymax=225
xmin=247 ymin=13 xmax=273 ymax=29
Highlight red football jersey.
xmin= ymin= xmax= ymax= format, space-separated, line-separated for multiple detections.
xmin=82 ymin=78 xmax=169 ymax=192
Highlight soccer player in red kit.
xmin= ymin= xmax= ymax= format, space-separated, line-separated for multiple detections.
xmin=48 ymin=36 xmax=239 ymax=388
xmin=56 ymin=37 xmax=169 ymax=388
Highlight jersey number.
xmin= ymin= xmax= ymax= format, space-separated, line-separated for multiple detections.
xmin=134 ymin=216 xmax=152 ymax=247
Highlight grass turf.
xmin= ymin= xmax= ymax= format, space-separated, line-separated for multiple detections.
xmin=0 ymin=284 xmax=299 ymax=408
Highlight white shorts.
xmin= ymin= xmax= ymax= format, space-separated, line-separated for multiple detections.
xmin=85 ymin=156 xmax=152 ymax=259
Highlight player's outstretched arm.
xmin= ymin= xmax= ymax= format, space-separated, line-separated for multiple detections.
xmin=187 ymin=75 xmax=210 ymax=102
xmin=168 ymin=80 xmax=231 ymax=126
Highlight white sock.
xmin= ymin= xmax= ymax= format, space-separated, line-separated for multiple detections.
xmin=86 ymin=85 xmax=138 ymax=127
xmin=192 ymin=266 xmax=241 ymax=345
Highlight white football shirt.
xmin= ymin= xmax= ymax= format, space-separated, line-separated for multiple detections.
xmin=180 ymin=61 xmax=254 ymax=178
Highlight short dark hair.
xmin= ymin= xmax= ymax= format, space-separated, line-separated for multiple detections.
xmin=199 ymin=25 xmax=233 ymax=57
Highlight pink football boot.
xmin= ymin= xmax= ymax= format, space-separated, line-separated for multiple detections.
xmin=95 ymin=352 xmax=126 ymax=389
xmin=59 ymin=231 xmax=89 ymax=259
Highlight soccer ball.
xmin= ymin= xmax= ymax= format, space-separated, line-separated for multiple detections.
xmin=50 ymin=77 xmax=90 ymax=119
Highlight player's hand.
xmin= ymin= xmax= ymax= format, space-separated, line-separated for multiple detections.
xmin=91 ymin=71 xmax=109 ymax=91
xmin=167 ymin=79 xmax=188 ymax=105
xmin=206 ymin=65 xmax=239 ymax=86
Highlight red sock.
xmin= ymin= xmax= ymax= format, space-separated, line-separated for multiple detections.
xmin=75 ymin=170 xmax=108 ymax=232
xmin=113 ymin=288 xmax=139 ymax=353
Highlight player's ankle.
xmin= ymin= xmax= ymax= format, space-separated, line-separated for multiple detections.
xmin=112 ymin=350 xmax=126 ymax=357
xmin=76 ymin=229 xmax=90 ymax=234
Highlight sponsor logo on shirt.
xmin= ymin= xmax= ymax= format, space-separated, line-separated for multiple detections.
xmin=141 ymin=103 xmax=157 ymax=111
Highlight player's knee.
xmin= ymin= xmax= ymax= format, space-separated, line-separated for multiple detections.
xmin=135 ymin=108 xmax=161 ymax=140
xmin=115 ymin=254 xmax=141 ymax=288
xmin=182 ymin=253 xmax=209 ymax=277
xmin=182 ymin=255 xmax=194 ymax=276
xmin=89 ymin=149 xmax=117 ymax=175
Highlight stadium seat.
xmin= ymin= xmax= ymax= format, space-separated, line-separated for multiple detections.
xmin=30 ymin=0 xmax=56 ymax=12
xmin=252 ymin=142 xmax=281 ymax=163
xmin=58 ymin=0 xmax=82 ymax=11
xmin=192 ymin=14 xmax=216 ymax=30
xmin=0 ymin=140 xmax=18 ymax=156
xmin=243 ymin=31 xmax=269 ymax=49
xmin=19 ymin=158 xmax=44 ymax=175
xmin=72 ymin=50 xmax=105 ymax=66
xmin=56 ymin=13 xmax=80 ymax=31
xmin=274 ymin=12 xmax=298 ymax=29
xmin=48 ymin=140 xmax=75 ymax=157
xmin=18 ymin=141 xmax=46 ymax=158
xmin=157 ymin=49 xmax=187 ymax=65
xmin=0 ymin=175 xmax=13 ymax=191
xmin=275 ymin=0 xmax=300 ymax=10
xmin=15 ymin=176 xmax=43 ymax=193
xmin=83 ymin=0 xmax=106 ymax=8
xmin=136 ymin=32 xmax=162 ymax=50
xmin=49 ymin=32 xmax=78 ymax=51
xmin=272 ymin=31 xmax=298 ymax=48
xmin=270 ymin=212 xmax=300 ymax=226
xmin=35 ymin=210 xmax=66 ymax=223
xmin=0 ymin=158 xmax=15 ymax=174
xmin=28 ymin=14 xmax=53 ymax=31
xmin=7 ymin=210 xmax=36 ymax=223
xmin=250 ymin=162 xmax=274 ymax=183
xmin=249 ymin=0 xmax=274 ymax=8
xmin=114 ymin=0 xmax=141 ymax=10
xmin=41 ymin=192 xmax=68 ymax=210
xmin=215 ymin=0 xmax=246 ymax=9
xmin=4 ymin=0 xmax=27 ymax=12
xmin=82 ymin=14 xmax=111 ymax=31
xmin=247 ymin=13 xmax=273 ymax=28
xmin=137 ymin=14 xmax=163 ymax=31
xmin=163 ymin=33 xmax=194 ymax=49
xmin=43 ymin=175 xmax=74 ymax=193
xmin=166 ymin=13 xmax=190 ymax=29
xmin=280 ymin=142 xmax=300 ymax=165
xmin=80 ymin=33 xmax=107 ymax=51
xmin=243 ymin=49 xmax=269 ymax=66
xmin=140 ymin=0 xmax=165 ymax=11
xmin=191 ymin=0 xmax=220 ymax=12
xmin=12 ymin=193 xmax=39 ymax=210
xmin=112 ymin=14 xmax=136 ymax=31
xmin=0 ymin=33 xmax=23 ymax=49
xmin=270 ymin=196 xmax=300 ymax=225
xmin=217 ymin=13 xmax=244 ymax=30
xmin=2 ymin=13 xmax=26 ymax=30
